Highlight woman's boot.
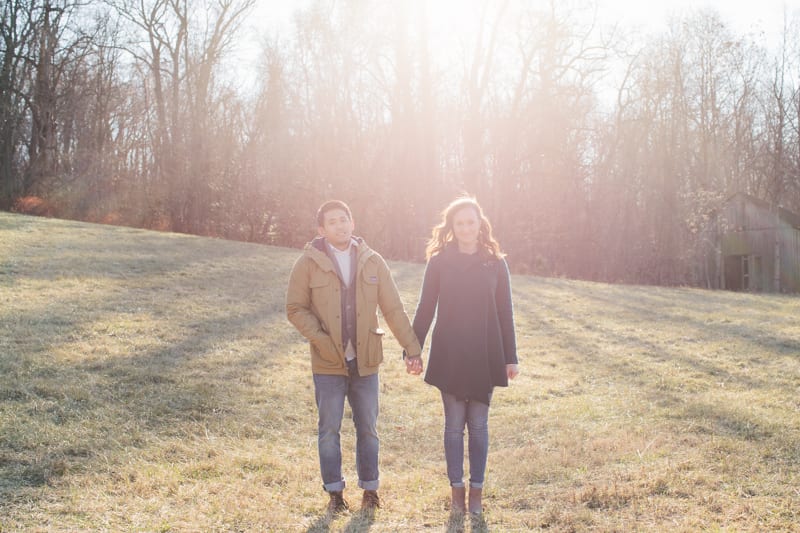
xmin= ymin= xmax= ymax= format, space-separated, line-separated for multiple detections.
xmin=450 ymin=486 xmax=466 ymax=513
xmin=468 ymin=487 xmax=482 ymax=514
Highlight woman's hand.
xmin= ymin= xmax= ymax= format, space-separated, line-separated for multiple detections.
xmin=506 ymin=364 xmax=519 ymax=380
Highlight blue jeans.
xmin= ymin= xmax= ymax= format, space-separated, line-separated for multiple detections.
xmin=441 ymin=391 xmax=490 ymax=488
xmin=313 ymin=370 xmax=380 ymax=492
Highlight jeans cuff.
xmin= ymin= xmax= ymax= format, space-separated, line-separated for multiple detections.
xmin=469 ymin=481 xmax=484 ymax=489
xmin=450 ymin=481 xmax=465 ymax=488
xmin=358 ymin=479 xmax=379 ymax=491
xmin=323 ymin=480 xmax=346 ymax=493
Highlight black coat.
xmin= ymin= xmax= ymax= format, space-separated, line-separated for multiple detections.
xmin=412 ymin=243 xmax=518 ymax=405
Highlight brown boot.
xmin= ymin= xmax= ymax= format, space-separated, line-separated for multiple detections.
xmin=327 ymin=490 xmax=349 ymax=516
xmin=468 ymin=487 xmax=482 ymax=515
xmin=361 ymin=489 xmax=380 ymax=512
xmin=451 ymin=486 xmax=466 ymax=513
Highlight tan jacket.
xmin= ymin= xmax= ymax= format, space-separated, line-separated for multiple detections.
xmin=286 ymin=237 xmax=422 ymax=376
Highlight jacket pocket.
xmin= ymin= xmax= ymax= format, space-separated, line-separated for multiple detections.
xmin=310 ymin=272 xmax=332 ymax=308
xmin=365 ymin=327 xmax=385 ymax=366
xmin=312 ymin=334 xmax=340 ymax=368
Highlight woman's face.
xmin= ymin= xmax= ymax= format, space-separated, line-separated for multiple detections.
xmin=451 ymin=206 xmax=480 ymax=249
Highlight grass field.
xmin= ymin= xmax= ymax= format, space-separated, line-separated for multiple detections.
xmin=1 ymin=211 xmax=800 ymax=532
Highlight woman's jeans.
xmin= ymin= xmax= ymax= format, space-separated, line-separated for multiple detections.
xmin=441 ymin=391 xmax=490 ymax=488
xmin=313 ymin=368 xmax=379 ymax=493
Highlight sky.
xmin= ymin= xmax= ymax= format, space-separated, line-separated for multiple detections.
xmin=227 ymin=0 xmax=800 ymax=94
xmin=241 ymin=0 xmax=800 ymax=43
xmin=604 ymin=0 xmax=799 ymax=43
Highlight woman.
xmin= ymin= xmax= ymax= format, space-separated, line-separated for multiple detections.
xmin=406 ymin=196 xmax=519 ymax=516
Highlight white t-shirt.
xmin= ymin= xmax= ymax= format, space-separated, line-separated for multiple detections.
xmin=329 ymin=242 xmax=353 ymax=288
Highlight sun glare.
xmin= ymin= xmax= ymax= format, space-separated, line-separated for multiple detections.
xmin=228 ymin=0 xmax=800 ymax=95
xmin=425 ymin=0 xmax=483 ymax=49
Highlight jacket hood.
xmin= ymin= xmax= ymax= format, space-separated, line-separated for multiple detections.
xmin=309 ymin=235 xmax=364 ymax=252
xmin=305 ymin=235 xmax=372 ymax=270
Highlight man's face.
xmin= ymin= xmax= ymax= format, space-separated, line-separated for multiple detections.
xmin=318 ymin=208 xmax=354 ymax=250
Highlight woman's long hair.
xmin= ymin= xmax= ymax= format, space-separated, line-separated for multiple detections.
xmin=425 ymin=196 xmax=504 ymax=260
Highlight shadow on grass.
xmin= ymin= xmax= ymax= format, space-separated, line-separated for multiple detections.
xmin=0 ymin=218 xmax=303 ymax=501
xmin=534 ymin=277 xmax=800 ymax=360
xmin=445 ymin=511 xmax=466 ymax=533
xmin=303 ymin=509 xmax=375 ymax=533
xmin=0 ymin=306 xmax=292 ymax=495
xmin=440 ymin=511 xmax=489 ymax=533
xmin=519 ymin=277 xmax=798 ymax=391
xmin=4 ymin=214 xmax=799 ymax=527
xmin=342 ymin=510 xmax=375 ymax=532
xmin=470 ymin=513 xmax=489 ymax=532
xmin=513 ymin=276 xmax=797 ymax=459
xmin=305 ymin=512 xmax=332 ymax=533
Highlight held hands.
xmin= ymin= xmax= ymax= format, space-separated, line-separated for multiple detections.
xmin=404 ymin=355 xmax=423 ymax=375
xmin=506 ymin=363 xmax=520 ymax=380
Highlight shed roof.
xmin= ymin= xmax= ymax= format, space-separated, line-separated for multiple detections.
xmin=723 ymin=192 xmax=800 ymax=229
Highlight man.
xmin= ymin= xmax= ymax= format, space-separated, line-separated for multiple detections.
xmin=286 ymin=200 xmax=423 ymax=516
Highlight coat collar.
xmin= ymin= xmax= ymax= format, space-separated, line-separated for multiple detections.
xmin=442 ymin=241 xmax=489 ymax=259
xmin=438 ymin=242 xmax=497 ymax=272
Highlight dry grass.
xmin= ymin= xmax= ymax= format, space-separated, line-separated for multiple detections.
xmin=1 ymin=211 xmax=800 ymax=532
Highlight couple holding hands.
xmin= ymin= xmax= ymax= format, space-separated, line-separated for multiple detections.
xmin=286 ymin=196 xmax=519 ymax=519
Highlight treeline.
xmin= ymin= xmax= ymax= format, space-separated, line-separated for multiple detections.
xmin=2 ymin=0 xmax=800 ymax=286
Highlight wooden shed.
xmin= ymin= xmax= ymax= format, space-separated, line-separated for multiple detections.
xmin=704 ymin=192 xmax=800 ymax=292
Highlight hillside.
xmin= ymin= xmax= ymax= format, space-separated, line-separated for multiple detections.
xmin=1 ymin=211 xmax=799 ymax=531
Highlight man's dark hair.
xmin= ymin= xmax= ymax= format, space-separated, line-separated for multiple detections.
xmin=316 ymin=200 xmax=352 ymax=227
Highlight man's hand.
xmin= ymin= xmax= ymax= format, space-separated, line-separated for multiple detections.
xmin=404 ymin=355 xmax=423 ymax=375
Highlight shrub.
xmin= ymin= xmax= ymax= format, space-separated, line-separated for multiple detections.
xmin=11 ymin=196 xmax=54 ymax=217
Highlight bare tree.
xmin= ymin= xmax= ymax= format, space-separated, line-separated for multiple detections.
xmin=0 ymin=1 xmax=37 ymax=206
xmin=107 ymin=0 xmax=253 ymax=233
